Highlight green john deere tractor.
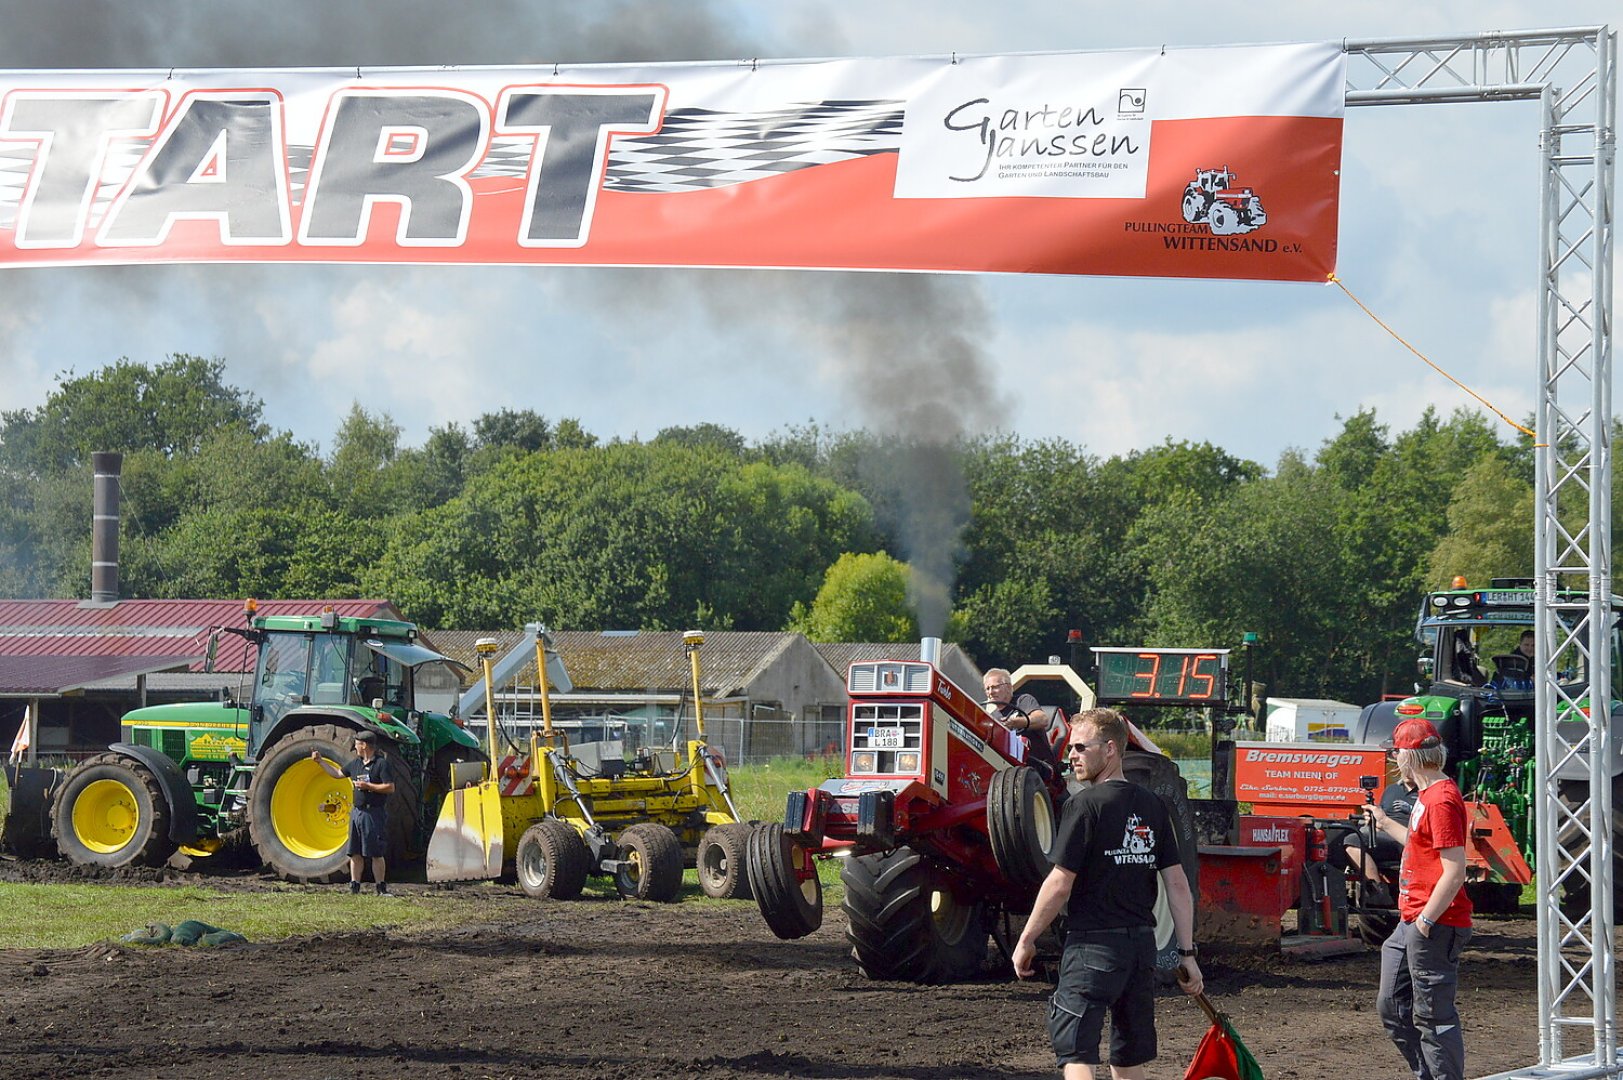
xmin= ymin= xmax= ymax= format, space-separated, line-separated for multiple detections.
xmin=3 ymin=603 xmax=483 ymax=881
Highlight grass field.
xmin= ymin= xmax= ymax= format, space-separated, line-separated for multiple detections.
xmin=0 ymin=758 xmax=836 ymax=949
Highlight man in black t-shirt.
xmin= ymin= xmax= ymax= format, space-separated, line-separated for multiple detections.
xmin=312 ymin=729 xmax=395 ymax=895
xmin=1013 ymin=708 xmax=1202 ymax=1080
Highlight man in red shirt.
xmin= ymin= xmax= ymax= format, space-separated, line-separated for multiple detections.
xmin=1363 ymin=717 xmax=1473 ymax=1080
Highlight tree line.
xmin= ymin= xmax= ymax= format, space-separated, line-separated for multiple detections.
xmin=0 ymin=353 xmax=1584 ymax=708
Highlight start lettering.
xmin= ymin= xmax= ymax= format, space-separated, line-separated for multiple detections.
xmin=0 ymin=84 xmax=666 ymax=250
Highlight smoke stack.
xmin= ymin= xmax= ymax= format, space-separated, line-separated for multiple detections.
xmin=919 ymin=637 xmax=942 ymax=666
xmin=91 ymin=451 xmax=122 ymax=603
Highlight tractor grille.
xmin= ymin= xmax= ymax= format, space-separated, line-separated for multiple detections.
xmin=848 ymin=661 xmax=932 ymax=694
xmin=849 ymin=702 xmax=925 ymax=775
xmin=163 ymin=730 xmax=187 ymax=759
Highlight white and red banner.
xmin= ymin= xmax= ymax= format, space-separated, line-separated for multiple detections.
xmin=0 ymin=43 xmax=1343 ymax=280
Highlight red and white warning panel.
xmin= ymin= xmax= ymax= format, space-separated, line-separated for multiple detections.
xmin=0 ymin=43 xmax=1343 ymax=281
xmin=496 ymin=754 xmax=534 ymax=797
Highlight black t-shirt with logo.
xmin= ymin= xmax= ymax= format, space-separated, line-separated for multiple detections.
xmin=343 ymin=754 xmax=392 ymax=811
xmin=1048 ymin=778 xmax=1180 ymax=933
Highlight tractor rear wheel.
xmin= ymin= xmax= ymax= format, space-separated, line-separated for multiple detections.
xmin=50 ymin=754 xmax=176 ymax=869
xmin=841 ymin=846 xmax=988 ymax=983
xmin=987 ymin=766 xmax=1055 ymax=889
xmin=248 ymin=724 xmax=420 ymax=883
xmin=516 ymin=819 xmax=589 ymax=900
xmin=747 ymin=822 xmax=823 ymax=938
xmin=613 ymin=823 xmax=684 ymax=902
xmin=1355 ymin=880 xmax=1400 ymax=946
xmin=697 ymin=822 xmax=755 ymax=900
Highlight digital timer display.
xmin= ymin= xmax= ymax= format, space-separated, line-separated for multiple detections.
xmin=1092 ymin=648 xmax=1230 ymax=706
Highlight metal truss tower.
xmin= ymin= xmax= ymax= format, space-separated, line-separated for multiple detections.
xmin=1345 ymin=26 xmax=1617 ymax=1079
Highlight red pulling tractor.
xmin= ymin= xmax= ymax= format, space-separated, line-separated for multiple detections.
xmin=747 ymin=640 xmax=1199 ymax=983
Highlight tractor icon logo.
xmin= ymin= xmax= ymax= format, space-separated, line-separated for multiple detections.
xmin=1181 ymin=166 xmax=1267 ymax=235
xmin=1122 ymin=813 xmax=1155 ymax=855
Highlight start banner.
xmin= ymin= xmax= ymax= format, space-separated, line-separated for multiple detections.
xmin=0 ymin=43 xmax=1343 ymax=280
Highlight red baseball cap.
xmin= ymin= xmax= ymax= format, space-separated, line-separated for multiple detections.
xmin=1387 ymin=717 xmax=1442 ymax=750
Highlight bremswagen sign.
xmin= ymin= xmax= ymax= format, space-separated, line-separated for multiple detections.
xmin=0 ymin=42 xmax=1344 ymax=280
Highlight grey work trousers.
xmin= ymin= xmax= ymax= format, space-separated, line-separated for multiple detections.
xmin=1377 ymin=918 xmax=1472 ymax=1080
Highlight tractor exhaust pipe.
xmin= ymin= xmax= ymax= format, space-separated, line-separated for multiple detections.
xmin=91 ymin=451 xmax=122 ymax=604
xmin=920 ymin=637 xmax=942 ymax=667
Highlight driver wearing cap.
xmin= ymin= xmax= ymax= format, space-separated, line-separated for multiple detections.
xmin=1362 ymin=717 xmax=1474 ymax=1080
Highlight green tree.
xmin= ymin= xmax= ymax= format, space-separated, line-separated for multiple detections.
xmin=0 ymin=355 xmax=264 ymax=475
xmin=792 ymin=552 xmax=918 ymax=643
xmin=1427 ymin=455 xmax=1535 ymax=587
xmin=369 ymin=443 xmax=873 ymax=630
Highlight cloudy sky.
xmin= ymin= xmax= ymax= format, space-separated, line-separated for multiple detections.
xmin=0 ymin=1 xmax=1612 ymax=467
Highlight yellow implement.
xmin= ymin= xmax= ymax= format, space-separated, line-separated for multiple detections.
xmin=426 ymin=627 xmax=749 ymax=899
xmin=425 ymin=639 xmax=506 ymax=881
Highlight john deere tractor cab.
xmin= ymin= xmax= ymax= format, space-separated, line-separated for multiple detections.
xmin=3 ymin=601 xmax=482 ymax=881
xmin=1352 ymin=577 xmax=1623 ymax=912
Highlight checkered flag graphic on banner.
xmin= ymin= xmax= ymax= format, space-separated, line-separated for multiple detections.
xmin=474 ymin=99 xmax=906 ymax=193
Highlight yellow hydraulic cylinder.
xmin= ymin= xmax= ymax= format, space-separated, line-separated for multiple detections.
xmin=684 ymin=630 xmax=706 ymax=740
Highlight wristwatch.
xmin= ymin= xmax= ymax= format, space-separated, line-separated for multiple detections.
xmin=1178 ymin=946 xmax=1198 ymax=957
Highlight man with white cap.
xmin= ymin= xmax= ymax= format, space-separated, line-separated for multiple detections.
xmin=1363 ymin=716 xmax=1473 ymax=1080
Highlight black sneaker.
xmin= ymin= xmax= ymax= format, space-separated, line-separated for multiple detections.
xmin=375 ymin=882 xmax=389 ymax=895
xmin=349 ymin=880 xmax=361 ymax=895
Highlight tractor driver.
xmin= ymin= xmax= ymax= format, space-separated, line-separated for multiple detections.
xmin=983 ymin=668 xmax=1060 ymax=775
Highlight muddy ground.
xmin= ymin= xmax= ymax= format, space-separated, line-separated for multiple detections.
xmin=0 ymin=858 xmax=1545 ymax=1080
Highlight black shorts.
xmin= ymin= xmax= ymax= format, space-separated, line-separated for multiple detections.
xmin=1048 ymin=927 xmax=1158 ymax=1069
xmin=347 ymin=806 xmax=388 ymax=857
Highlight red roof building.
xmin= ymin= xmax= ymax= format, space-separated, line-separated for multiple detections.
xmin=0 ymin=598 xmax=403 ymax=760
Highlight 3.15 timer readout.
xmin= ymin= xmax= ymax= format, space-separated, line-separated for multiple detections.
xmin=1091 ymin=647 xmax=1230 ymax=706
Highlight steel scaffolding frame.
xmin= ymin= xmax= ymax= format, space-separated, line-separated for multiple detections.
xmin=1344 ymin=26 xmax=1617 ymax=1079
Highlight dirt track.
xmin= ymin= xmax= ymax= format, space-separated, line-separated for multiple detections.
xmin=0 ymin=859 xmax=1543 ymax=1080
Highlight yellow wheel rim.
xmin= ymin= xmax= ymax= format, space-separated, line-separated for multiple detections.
xmin=270 ymin=757 xmax=351 ymax=860
xmin=72 ymin=778 xmax=140 ymax=855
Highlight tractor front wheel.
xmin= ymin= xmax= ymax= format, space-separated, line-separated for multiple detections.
xmin=697 ymin=822 xmax=755 ymax=900
xmin=51 ymin=754 xmax=176 ymax=869
xmin=747 ymin=822 xmax=823 ymax=938
xmin=613 ymin=823 xmax=684 ymax=902
xmin=841 ymin=846 xmax=987 ymax=983
xmin=987 ymin=766 xmax=1055 ymax=889
xmin=516 ymin=819 xmax=589 ymax=900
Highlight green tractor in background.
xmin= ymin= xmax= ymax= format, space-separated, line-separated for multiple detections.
xmin=4 ymin=602 xmax=483 ymax=880
xmin=1351 ymin=577 xmax=1620 ymax=916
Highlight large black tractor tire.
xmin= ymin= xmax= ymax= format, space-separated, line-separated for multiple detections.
xmin=1355 ymin=880 xmax=1401 ymax=946
xmin=697 ymin=822 xmax=755 ymax=900
xmin=248 ymin=724 xmax=420 ymax=883
xmin=1556 ymin=774 xmax=1623 ymax=922
xmin=515 ymin=818 xmax=590 ymax=900
xmin=50 ymin=753 xmax=177 ymax=869
xmin=987 ymin=765 xmax=1056 ymax=889
xmin=613 ymin=822 xmax=684 ymax=902
xmin=840 ymin=846 xmax=988 ymax=984
xmin=747 ymin=822 xmax=823 ymax=939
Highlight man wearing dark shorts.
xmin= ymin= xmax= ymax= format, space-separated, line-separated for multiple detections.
xmin=312 ymin=730 xmax=395 ymax=894
xmin=1013 ymin=708 xmax=1201 ymax=1079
